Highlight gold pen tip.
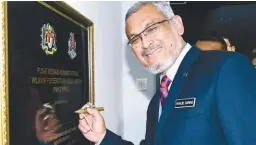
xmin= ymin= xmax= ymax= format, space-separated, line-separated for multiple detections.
xmin=74 ymin=110 xmax=85 ymax=114
xmin=74 ymin=107 xmax=104 ymax=114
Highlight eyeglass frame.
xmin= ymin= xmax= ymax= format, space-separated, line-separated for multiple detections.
xmin=127 ymin=18 xmax=173 ymax=47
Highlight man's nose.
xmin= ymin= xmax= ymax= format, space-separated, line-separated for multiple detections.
xmin=141 ymin=35 xmax=153 ymax=49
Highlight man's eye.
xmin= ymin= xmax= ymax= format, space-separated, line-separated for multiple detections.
xmin=145 ymin=26 xmax=157 ymax=33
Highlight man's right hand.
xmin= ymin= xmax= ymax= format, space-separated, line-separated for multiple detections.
xmin=78 ymin=105 xmax=106 ymax=144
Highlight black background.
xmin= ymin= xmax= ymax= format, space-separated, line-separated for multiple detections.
xmin=171 ymin=1 xmax=256 ymax=60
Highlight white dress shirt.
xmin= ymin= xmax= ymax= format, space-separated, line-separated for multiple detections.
xmin=158 ymin=43 xmax=191 ymax=120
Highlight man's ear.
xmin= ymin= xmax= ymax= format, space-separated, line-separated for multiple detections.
xmin=172 ymin=15 xmax=184 ymax=35
xmin=232 ymin=46 xmax=236 ymax=52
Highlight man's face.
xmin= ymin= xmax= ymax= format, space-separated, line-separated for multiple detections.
xmin=223 ymin=38 xmax=235 ymax=52
xmin=125 ymin=5 xmax=184 ymax=74
xmin=196 ymin=40 xmax=223 ymax=51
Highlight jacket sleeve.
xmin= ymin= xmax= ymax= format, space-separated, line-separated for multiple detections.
xmin=99 ymin=129 xmax=134 ymax=145
xmin=216 ymin=53 xmax=256 ymax=145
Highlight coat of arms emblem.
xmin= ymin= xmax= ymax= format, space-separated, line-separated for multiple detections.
xmin=68 ymin=32 xmax=77 ymax=59
xmin=40 ymin=23 xmax=57 ymax=55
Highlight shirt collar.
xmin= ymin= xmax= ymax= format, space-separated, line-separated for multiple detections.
xmin=160 ymin=43 xmax=192 ymax=81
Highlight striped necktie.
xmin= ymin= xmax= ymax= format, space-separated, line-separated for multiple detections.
xmin=160 ymin=75 xmax=171 ymax=108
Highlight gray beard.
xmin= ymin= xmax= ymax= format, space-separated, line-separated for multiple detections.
xmin=144 ymin=48 xmax=182 ymax=75
xmin=145 ymin=56 xmax=175 ymax=74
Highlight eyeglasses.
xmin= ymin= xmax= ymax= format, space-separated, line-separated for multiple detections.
xmin=128 ymin=18 xmax=172 ymax=48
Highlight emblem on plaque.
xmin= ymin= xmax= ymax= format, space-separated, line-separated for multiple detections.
xmin=40 ymin=23 xmax=57 ymax=55
xmin=68 ymin=32 xmax=77 ymax=59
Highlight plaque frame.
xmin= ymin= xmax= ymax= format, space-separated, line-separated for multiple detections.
xmin=0 ymin=1 xmax=95 ymax=145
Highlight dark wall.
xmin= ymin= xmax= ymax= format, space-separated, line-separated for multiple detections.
xmin=171 ymin=1 xmax=256 ymax=60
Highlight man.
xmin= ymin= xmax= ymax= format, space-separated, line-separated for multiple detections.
xmin=196 ymin=35 xmax=227 ymax=51
xmin=222 ymin=36 xmax=236 ymax=52
xmin=78 ymin=1 xmax=256 ymax=145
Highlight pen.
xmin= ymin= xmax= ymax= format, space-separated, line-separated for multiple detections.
xmin=74 ymin=107 xmax=104 ymax=114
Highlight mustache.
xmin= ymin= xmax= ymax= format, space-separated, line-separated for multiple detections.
xmin=142 ymin=43 xmax=162 ymax=56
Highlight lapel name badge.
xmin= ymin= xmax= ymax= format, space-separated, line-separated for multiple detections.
xmin=175 ymin=97 xmax=196 ymax=108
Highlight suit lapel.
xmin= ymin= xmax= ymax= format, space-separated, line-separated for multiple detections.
xmin=151 ymin=90 xmax=160 ymax=142
xmin=154 ymin=46 xmax=201 ymax=145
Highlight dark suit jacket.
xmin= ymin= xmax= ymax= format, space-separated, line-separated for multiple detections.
xmin=100 ymin=46 xmax=256 ymax=145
